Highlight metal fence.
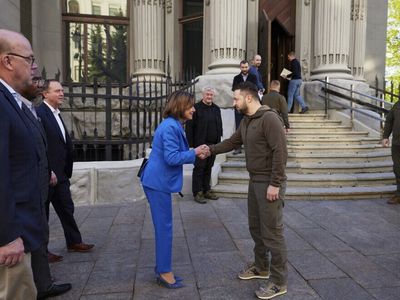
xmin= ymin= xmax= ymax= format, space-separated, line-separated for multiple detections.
xmin=371 ymin=75 xmax=400 ymax=103
xmin=60 ymin=76 xmax=197 ymax=161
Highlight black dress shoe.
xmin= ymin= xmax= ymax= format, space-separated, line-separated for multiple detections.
xmin=37 ymin=283 xmax=72 ymax=299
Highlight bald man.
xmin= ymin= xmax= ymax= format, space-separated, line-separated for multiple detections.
xmin=0 ymin=29 xmax=42 ymax=300
xmin=249 ymin=54 xmax=265 ymax=97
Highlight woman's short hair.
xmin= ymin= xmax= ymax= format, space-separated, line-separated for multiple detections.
xmin=163 ymin=90 xmax=195 ymax=119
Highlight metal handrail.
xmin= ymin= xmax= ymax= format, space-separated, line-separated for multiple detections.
xmin=316 ymin=79 xmax=393 ymax=105
xmin=317 ymin=77 xmax=394 ymax=132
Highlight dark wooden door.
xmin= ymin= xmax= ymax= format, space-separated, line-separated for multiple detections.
xmin=258 ymin=0 xmax=296 ymax=96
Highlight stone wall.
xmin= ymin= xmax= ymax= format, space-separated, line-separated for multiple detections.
xmin=0 ymin=0 xmax=20 ymax=31
xmin=364 ymin=0 xmax=388 ymax=86
xmin=70 ymin=153 xmax=227 ymax=206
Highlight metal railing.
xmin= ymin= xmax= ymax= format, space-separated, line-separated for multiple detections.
xmin=371 ymin=75 xmax=400 ymax=103
xmin=60 ymin=75 xmax=197 ymax=161
xmin=318 ymin=77 xmax=393 ymax=132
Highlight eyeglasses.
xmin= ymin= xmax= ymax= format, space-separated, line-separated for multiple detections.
xmin=7 ymin=52 xmax=35 ymax=66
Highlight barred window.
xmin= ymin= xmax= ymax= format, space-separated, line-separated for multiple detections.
xmin=62 ymin=0 xmax=129 ymax=83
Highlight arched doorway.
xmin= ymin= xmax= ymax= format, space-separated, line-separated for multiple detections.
xmin=258 ymin=0 xmax=296 ymax=97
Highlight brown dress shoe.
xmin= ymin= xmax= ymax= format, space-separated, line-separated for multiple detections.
xmin=67 ymin=243 xmax=94 ymax=252
xmin=387 ymin=195 xmax=400 ymax=204
xmin=47 ymin=252 xmax=63 ymax=263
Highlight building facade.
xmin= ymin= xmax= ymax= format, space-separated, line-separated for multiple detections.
xmin=1 ymin=0 xmax=388 ymax=105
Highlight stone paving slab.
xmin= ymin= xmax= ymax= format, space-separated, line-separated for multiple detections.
xmin=309 ymin=278 xmax=374 ymax=300
xmin=48 ymin=197 xmax=400 ymax=299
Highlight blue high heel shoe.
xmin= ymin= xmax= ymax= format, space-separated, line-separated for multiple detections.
xmin=155 ymin=273 xmax=184 ymax=289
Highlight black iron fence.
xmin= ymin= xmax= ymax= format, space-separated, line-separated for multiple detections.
xmin=60 ymin=76 xmax=197 ymax=161
xmin=370 ymin=75 xmax=400 ymax=103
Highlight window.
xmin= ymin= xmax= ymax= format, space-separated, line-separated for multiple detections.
xmin=63 ymin=0 xmax=129 ymax=83
xmin=92 ymin=4 xmax=101 ymax=15
xmin=180 ymin=0 xmax=204 ymax=77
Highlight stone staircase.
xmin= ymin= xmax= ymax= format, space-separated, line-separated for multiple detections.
xmin=212 ymin=113 xmax=397 ymax=200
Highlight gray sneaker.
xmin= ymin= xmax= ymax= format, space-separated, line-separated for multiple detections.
xmin=194 ymin=192 xmax=207 ymax=204
xmin=255 ymin=282 xmax=287 ymax=299
xmin=204 ymin=190 xmax=219 ymax=200
xmin=238 ymin=263 xmax=270 ymax=280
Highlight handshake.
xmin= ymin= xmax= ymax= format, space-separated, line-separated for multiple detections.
xmin=194 ymin=144 xmax=211 ymax=160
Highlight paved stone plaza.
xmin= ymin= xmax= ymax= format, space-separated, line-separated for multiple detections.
xmin=48 ymin=196 xmax=400 ymax=300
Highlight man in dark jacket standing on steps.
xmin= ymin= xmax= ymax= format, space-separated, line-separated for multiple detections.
xmin=209 ymin=82 xmax=288 ymax=300
xmin=232 ymin=60 xmax=258 ymax=154
xmin=262 ymin=80 xmax=290 ymax=132
xmin=286 ymin=51 xmax=308 ymax=114
xmin=186 ymin=87 xmax=223 ymax=204
xmin=382 ymin=101 xmax=400 ymax=204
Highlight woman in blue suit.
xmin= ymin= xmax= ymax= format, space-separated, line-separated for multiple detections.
xmin=141 ymin=90 xmax=208 ymax=288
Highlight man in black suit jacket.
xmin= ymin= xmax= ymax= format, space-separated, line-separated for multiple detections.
xmin=0 ymin=29 xmax=43 ymax=299
xmin=20 ymin=74 xmax=72 ymax=299
xmin=231 ymin=60 xmax=258 ymax=154
xmin=36 ymin=80 xmax=94 ymax=253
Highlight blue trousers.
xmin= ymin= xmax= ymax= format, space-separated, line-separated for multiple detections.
xmin=143 ymin=186 xmax=173 ymax=273
xmin=287 ymin=79 xmax=307 ymax=111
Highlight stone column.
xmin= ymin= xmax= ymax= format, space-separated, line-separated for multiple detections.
xmin=132 ymin=0 xmax=165 ymax=77
xmin=311 ymin=0 xmax=353 ymax=79
xmin=207 ymin=0 xmax=247 ymax=74
xmin=349 ymin=0 xmax=367 ymax=80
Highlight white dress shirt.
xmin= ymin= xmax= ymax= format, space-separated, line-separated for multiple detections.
xmin=43 ymin=101 xmax=66 ymax=142
xmin=20 ymin=96 xmax=38 ymax=119
xmin=0 ymin=78 xmax=22 ymax=109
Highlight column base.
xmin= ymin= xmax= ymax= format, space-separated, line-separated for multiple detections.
xmin=310 ymin=64 xmax=353 ymax=80
xmin=207 ymin=59 xmax=242 ymax=75
xmin=132 ymin=69 xmax=166 ymax=79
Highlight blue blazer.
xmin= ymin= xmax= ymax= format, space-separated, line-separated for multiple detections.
xmin=0 ymin=82 xmax=44 ymax=252
xmin=141 ymin=117 xmax=196 ymax=193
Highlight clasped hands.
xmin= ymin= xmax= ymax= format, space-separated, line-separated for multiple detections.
xmin=194 ymin=144 xmax=211 ymax=160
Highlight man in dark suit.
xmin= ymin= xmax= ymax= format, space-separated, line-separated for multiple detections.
xmin=37 ymin=79 xmax=94 ymax=253
xmin=20 ymin=74 xmax=72 ymax=299
xmin=232 ymin=60 xmax=258 ymax=154
xmin=0 ymin=28 xmax=43 ymax=299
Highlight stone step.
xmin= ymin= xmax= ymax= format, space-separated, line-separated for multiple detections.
xmin=287 ymin=144 xmax=385 ymax=153
xmin=287 ymin=137 xmax=381 ymax=145
xmin=221 ymin=160 xmax=393 ymax=174
xmin=290 ymin=124 xmax=351 ymax=129
xmin=227 ymin=151 xmax=391 ymax=162
xmin=211 ymin=184 xmax=396 ymax=200
xmin=289 ymin=126 xmax=352 ymax=132
xmin=289 ymin=113 xmax=326 ymax=121
xmin=286 ymin=131 xmax=369 ymax=137
xmin=289 ymin=120 xmax=343 ymax=126
xmin=217 ymin=172 xmax=395 ymax=187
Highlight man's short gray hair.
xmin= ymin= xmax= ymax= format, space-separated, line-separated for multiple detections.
xmin=202 ymin=86 xmax=216 ymax=94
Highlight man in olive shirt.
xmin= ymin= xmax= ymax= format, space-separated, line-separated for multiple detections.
xmin=382 ymin=101 xmax=400 ymax=204
xmin=262 ymin=80 xmax=290 ymax=132
xmin=209 ymin=82 xmax=288 ymax=300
